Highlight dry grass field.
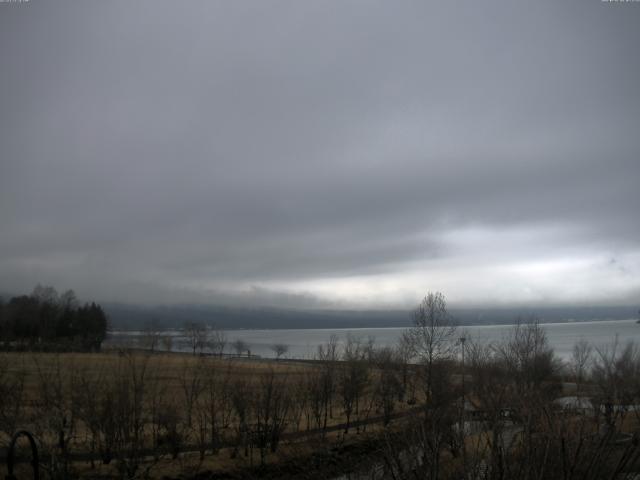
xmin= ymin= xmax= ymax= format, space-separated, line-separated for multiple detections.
xmin=5 ymin=322 xmax=637 ymax=480
xmin=0 ymin=350 xmax=419 ymax=479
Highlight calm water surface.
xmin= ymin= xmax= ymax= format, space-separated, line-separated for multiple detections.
xmin=107 ymin=319 xmax=640 ymax=361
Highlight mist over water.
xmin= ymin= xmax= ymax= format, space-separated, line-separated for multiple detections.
xmin=107 ymin=319 xmax=640 ymax=361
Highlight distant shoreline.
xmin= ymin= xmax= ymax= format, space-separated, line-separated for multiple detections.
xmin=108 ymin=317 xmax=638 ymax=332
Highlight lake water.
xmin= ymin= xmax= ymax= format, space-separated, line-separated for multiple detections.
xmin=106 ymin=319 xmax=640 ymax=361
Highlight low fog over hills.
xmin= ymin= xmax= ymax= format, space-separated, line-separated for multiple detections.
xmin=105 ymin=303 xmax=639 ymax=330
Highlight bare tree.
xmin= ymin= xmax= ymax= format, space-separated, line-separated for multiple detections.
xmin=232 ymin=339 xmax=249 ymax=356
xmin=304 ymin=336 xmax=341 ymax=439
xmin=0 ymin=354 xmax=26 ymax=447
xmin=208 ymin=326 xmax=227 ymax=357
xmin=405 ymin=292 xmax=457 ymax=403
xmin=116 ymin=352 xmax=152 ymax=478
xmin=373 ymin=346 xmax=401 ymax=427
xmin=339 ymin=335 xmax=369 ymax=433
xmin=230 ymin=377 xmax=250 ymax=459
xmin=180 ymin=358 xmax=208 ymax=463
xmin=317 ymin=334 xmax=340 ymax=362
xmin=200 ymin=362 xmax=233 ymax=455
xmin=466 ymin=338 xmax=513 ymax=477
xmin=287 ymin=370 xmax=309 ymax=433
xmin=179 ymin=357 xmax=205 ymax=429
xmin=316 ymin=335 xmax=340 ymax=429
xmin=31 ymin=354 xmax=78 ymax=478
xmin=183 ymin=322 xmax=208 ymax=355
xmin=462 ymin=334 xmax=640 ymax=480
xmin=140 ymin=319 xmax=161 ymax=352
xmin=395 ymin=333 xmax=414 ymax=402
xmin=146 ymin=362 xmax=170 ymax=460
xmin=73 ymin=365 xmax=98 ymax=468
xmin=592 ymin=337 xmax=640 ymax=430
xmin=364 ymin=335 xmax=377 ymax=362
xmin=306 ymin=368 xmax=324 ymax=433
xmin=270 ymin=343 xmax=289 ymax=360
xmin=251 ymin=368 xmax=291 ymax=464
xmin=571 ymin=337 xmax=593 ymax=393
xmin=497 ymin=317 xmax=558 ymax=397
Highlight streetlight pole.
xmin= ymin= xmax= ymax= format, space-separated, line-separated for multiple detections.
xmin=460 ymin=336 xmax=466 ymax=402
xmin=460 ymin=335 xmax=467 ymax=476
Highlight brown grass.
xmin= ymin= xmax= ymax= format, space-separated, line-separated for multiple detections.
xmin=0 ymin=351 xmax=417 ymax=479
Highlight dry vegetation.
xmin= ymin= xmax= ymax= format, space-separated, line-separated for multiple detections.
xmin=3 ymin=293 xmax=640 ymax=480
xmin=0 ymin=337 xmax=421 ymax=480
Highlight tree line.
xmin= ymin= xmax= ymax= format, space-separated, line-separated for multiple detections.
xmin=0 ymin=285 xmax=108 ymax=351
xmin=380 ymin=292 xmax=640 ymax=480
xmin=1 ymin=291 xmax=640 ymax=479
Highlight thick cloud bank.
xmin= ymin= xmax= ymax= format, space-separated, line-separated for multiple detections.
xmin=1 ymin=1 xmax=639 ymax=308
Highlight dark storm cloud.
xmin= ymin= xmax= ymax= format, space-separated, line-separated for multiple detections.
xmin=1 ymin=0 xmax=639 ymax=307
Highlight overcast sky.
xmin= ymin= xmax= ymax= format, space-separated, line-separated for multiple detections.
xmin=1 ymin=0 xmax=639 ymax=309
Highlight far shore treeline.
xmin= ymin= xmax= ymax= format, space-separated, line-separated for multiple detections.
xmin=0 ymin=285 xmax=108 ymax=351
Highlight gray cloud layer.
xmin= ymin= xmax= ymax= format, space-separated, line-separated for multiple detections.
xmin=1 ymin=0 xmax=639 ymax=308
